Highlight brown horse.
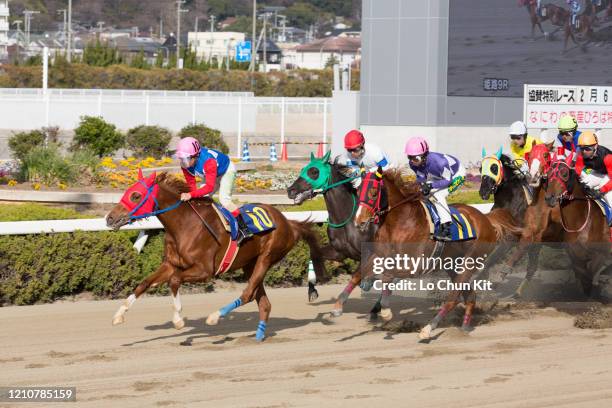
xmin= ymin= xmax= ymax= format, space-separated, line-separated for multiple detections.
xmin=105 ymin=171 xmax=326 ymax=341
xmin=354 ymin=169 xmax=521 ymax=340
xmin=504 ymin=146 xmax=610 ymax=296
xmin=523 ymin=1 xmax=569 ymax=39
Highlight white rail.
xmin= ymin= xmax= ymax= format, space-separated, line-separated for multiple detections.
xmin=0 ymin=205 xmax=494 ymax=236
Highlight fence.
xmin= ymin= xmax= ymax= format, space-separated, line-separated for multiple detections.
xmin=0 ymin=88 xmax=332 ymax=159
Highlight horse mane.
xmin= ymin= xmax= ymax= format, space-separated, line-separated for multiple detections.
xmin=155 ymin=172 xmax=191 ymax=194
xmin=382 ymin=168 xmax=423 ymax=202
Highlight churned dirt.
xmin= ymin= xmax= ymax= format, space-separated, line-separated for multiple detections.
xmin=1 ymin=284 xmax=612 ymax=407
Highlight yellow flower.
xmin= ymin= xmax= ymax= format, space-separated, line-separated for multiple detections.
xmin=32 ymin=183 xmax=41 ymax=190
xmin=57 ymin=182 xmax=67 ymax=190
xmin=7 ymin=180 xmax=17 ymax=187
xmin=110 ymin=181 xmax=118 ymax=188
xmin=120 ymin=160 xmax=131 ymax=167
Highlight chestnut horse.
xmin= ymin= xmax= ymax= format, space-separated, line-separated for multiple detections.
xmin=503 ymin=145 xmax=610 ymax=296
xmin=354 ymin=169 xmax=521 ymax=340
xmin=106 ymin=171 xmax=326 ymax=342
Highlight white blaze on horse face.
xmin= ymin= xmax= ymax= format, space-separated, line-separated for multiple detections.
xmin=529 ymin=158 xmax=541 ymax=180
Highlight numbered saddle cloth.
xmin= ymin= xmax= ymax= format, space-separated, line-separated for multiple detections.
xmin=239 ymin=204 xmax=276 ymax=234
xmin=421 ymin=201 xmax=477 ymax=242
xmin=212 ymin=202 xmax=239 ymax=241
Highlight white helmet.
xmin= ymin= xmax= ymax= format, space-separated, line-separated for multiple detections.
xmin=539 ymin=129 xmax=555 ymax=144
xmin=509 ymin=121 xmax=528 ymax=136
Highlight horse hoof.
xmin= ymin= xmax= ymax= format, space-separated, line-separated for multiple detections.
xmin=380 ymin=308 xmax=393 ymax=322
xmin=461 ymin=324 xmax=474 ymax=333
xmin=173 ymin=319 xmax=185 ymax=330
xmin=330 ymin=309 xmax=343 ymax=318
xmin=206 ymin=311 xmax=221 ymax=326
xmin=112 ymin=314 xmax=125 ymax=326
xmin=256 ymin=334 xmax=265 ymax=342
xmin=308 ymin=289 xmax=319 ymax=303
xmin=418 ymin=324 xmax=433 ymax=340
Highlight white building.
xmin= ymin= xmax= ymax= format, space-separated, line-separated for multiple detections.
xmin=290 ymin=37 xmax=361 ymax=70
xmin=0 ymin=0 xmax=9 ymax=60
xmin=187 ymin=31 xmax=245 ymax=61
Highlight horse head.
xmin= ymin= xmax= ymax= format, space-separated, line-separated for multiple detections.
xmin=479 ymin=147 xmax=504 ymax=200
xmin=354 ymin=167 xmax=385 ymax=232
xmin=528 ymin=143 xmax=553 ymax=187
xmin=287 ymin=151 xmax=332 ymax=204
xmin=106 ymin=169 xmax=159 ymax=230
xmin=544 ymin=155 xmax=574 ymax=207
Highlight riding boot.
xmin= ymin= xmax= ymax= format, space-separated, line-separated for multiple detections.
xmin=235 ymin=215 xmax=254 ymax=246
xmin=434 ymin=222 xmax=453 ymax=241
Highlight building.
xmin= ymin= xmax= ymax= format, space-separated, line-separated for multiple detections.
xmin=290 ymin=36 xmax=361 ymax=70
xmin=188 ymin=31 xmax=245 ymax=61
xmin=111 ymin=36 xmax=163 ymax=60
xmin=256 ymin=39 xmax=282 ymax=72
xmin=0 ymin=0 xmax=9 ymax=60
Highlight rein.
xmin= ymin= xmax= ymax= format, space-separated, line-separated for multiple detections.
xmin=188 ymin=201 xmax=221 ymax=244
xmin=128 ymin=180 xmax=182 ymax=222
xmin=558 ymin=197 xmax=592 ymax=233
xmin=311 ymin=172 xmax=358 ymax=229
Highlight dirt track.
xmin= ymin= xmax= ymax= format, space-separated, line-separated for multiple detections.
xmin=2 ymin=284 xmax=612 ymax=407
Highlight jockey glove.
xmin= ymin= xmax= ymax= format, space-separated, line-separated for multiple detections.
xmin=420 ymin=181 xmax=433 ymax=196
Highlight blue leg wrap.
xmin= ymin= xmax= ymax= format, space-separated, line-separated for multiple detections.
xmin=256 ymin=320 xmax=267 ymax=342
xmin=219 ymin=298 xmax=242 ymax=317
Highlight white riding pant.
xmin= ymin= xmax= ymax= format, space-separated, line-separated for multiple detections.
xmin=199 ymin=161 xmax=238 ymax=212
xmin=580 ymin=171 xmax=612 ymax=208
xmin=432 ymin=164 xmax=466 ymax=224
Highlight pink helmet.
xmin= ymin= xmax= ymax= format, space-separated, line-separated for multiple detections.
xmin=404 ymin=137 xmax=429 ymax=156
xmin=176 ymin=137 xmax=201 ymax=158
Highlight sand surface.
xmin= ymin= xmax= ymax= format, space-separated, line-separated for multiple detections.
xmin=1 ymin=284 xmax=612 ymax=407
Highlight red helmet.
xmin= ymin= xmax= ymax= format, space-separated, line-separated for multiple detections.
xmin=344 ymin=130 xmax=365 ymax=149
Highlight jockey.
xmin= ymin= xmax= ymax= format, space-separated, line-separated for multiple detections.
xmin=175 ymin=137 xmax=252 ymax=244
xmin=406 ymin=137 xmax=466 ymax=241
xmin=508 ymin=120 xmax=541 ymax=174
xmin=554 ymin=116 xmax=582 ymax=161
xmin=341 ymin=129 xmax=390 ymax=188
xmin=575 ymin=131 xmax=612 ymax=208
xmin=567 ymin=0 xmax=581 ymax=26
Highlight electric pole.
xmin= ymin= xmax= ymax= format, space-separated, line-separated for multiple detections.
xmin=57 ymin=9 xmax=66 ymax=40
xmin=176 ymin=0 xmax=187 ymax=68
xmin=67 ymin=0 xmax=72 ymax=62
xmin=250 ymin=0 xmax=256 ymax=73
xmin=209 ymin=15 xmax=215 ymax=32
xmin=23 ymin=10 xmax=40 ymax=52
xmin=263 ymin=13 xmax=267 ymax=73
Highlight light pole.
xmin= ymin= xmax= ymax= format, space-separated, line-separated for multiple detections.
xmin=67 ymin=0 xmax=72 ymax=62
xmin=250 ymin=0 xmax=256 ymax=73
xmin=209 ymin=15 xmax=215 ymax=32
xmin=176 ymin=0 xmax=188 ymax=68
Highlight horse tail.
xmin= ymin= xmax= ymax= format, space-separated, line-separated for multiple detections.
xmin=487 ymin=208 xmax=523 ymax=241
xmin=288 ymin=220 xmax=328 ymax=283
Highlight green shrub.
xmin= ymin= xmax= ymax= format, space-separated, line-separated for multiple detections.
xmin=0 ymin=203 xmax=88 ymax=222
xmin=8 ymin=130 xmax=46 ymax=162
xmin=72 ymin=116 xmax=124 ymax=157
xmin=178 ymin=123 xmax=229 ymax=154
xmin=126 ymin=125 xmax=172 ymax=158
xmin=0 ymin=223 xmax=355 ymax=305
xmin=20 ymin=144 xmax=76 ymax=184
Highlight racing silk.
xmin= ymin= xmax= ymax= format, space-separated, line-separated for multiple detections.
xmin=554 ymin=130 xmax=582 ymax=159
xmin=511 ymin=135 xmax=542 ymax=161
xmin=575 ymin=145 xmax=612 ymax=193
xmin=181 ymin=148 xmax=230 ymax=198
xmin=410 ymin=152 xmax=461 ymax=190
xmin=341 ymin=143 xmax=390 ymax=172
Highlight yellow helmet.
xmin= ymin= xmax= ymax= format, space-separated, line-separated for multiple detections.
xmin=558 ymin=116 xmax=578 ymax=132
xmin=578 ymin=131 xmax=598 ymax=146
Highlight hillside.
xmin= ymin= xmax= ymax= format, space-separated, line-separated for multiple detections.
xmin=8 ymin=0 xmax=361 ymax=34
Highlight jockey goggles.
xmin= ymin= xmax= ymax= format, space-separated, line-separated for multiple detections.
xmin=408 ymin=154 xmax=425 ymax=163
xmin=510 ymin=134 xmax=525 ymax=140
xmin=581 ymin=145 xmax=596 ymax=152
xmin=179 ymin=156 xmax=194 ymax=169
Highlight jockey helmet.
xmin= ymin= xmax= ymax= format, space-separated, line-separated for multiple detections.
xmin=344 ymin=130 xmax=365 ymax=150
xmin=578 ymin=131 xmax=598 ymax=147
xmin=405 ymin=137 xmax=429 ymax=156
xmin=558 ymin=116 xmax=578 ymax=132
xmin=176 ymin=137 xmax=201 ymax=159
xmin=509 ymin=121 xmax=527 ymax=136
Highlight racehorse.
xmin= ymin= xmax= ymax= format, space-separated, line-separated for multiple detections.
xmin=522 ymin=1 xmax=570 ymax=39
xmin=502 ymin=145 xmax=610 ymax=297
xmin=354 ymin=168 xmax=521 ymax=340
xmin=287 ymin=152 xmax=382 ymax=318
xmin=479 ymin=149 xmax=542 ymax=297
xmin=106 ymin=170 xmax=326 ymax=341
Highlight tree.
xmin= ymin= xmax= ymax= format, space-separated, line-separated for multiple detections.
xmin=130 ymin=50 xmax=150 ymax=69
xmin=72 ymin=116 xmax=125 ymax=157
xmin=286 ymin=2 xmax=319 ymax=29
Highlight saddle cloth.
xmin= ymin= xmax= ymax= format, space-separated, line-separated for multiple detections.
xmin=421 ymin=200 xmax=477 ymax=242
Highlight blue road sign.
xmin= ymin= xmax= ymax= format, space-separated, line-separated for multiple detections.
xmin=236 ymin=41 xmax=252 ymax=62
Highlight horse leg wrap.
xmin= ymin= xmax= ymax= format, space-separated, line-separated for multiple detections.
xmin=256 ymin=320 xmax=267 ymax=342
xmin=219 ymin=298 xmax=243 ymax=317
xmin=430 ymin=307 xmax=449 ymax=330
xmin=380 ymin=289 xmax=392 ymax=309
xmin=462 ymin=314 xmax=472 ymax=328
xmin=338 ymin=282 xmax=355 ymax=304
